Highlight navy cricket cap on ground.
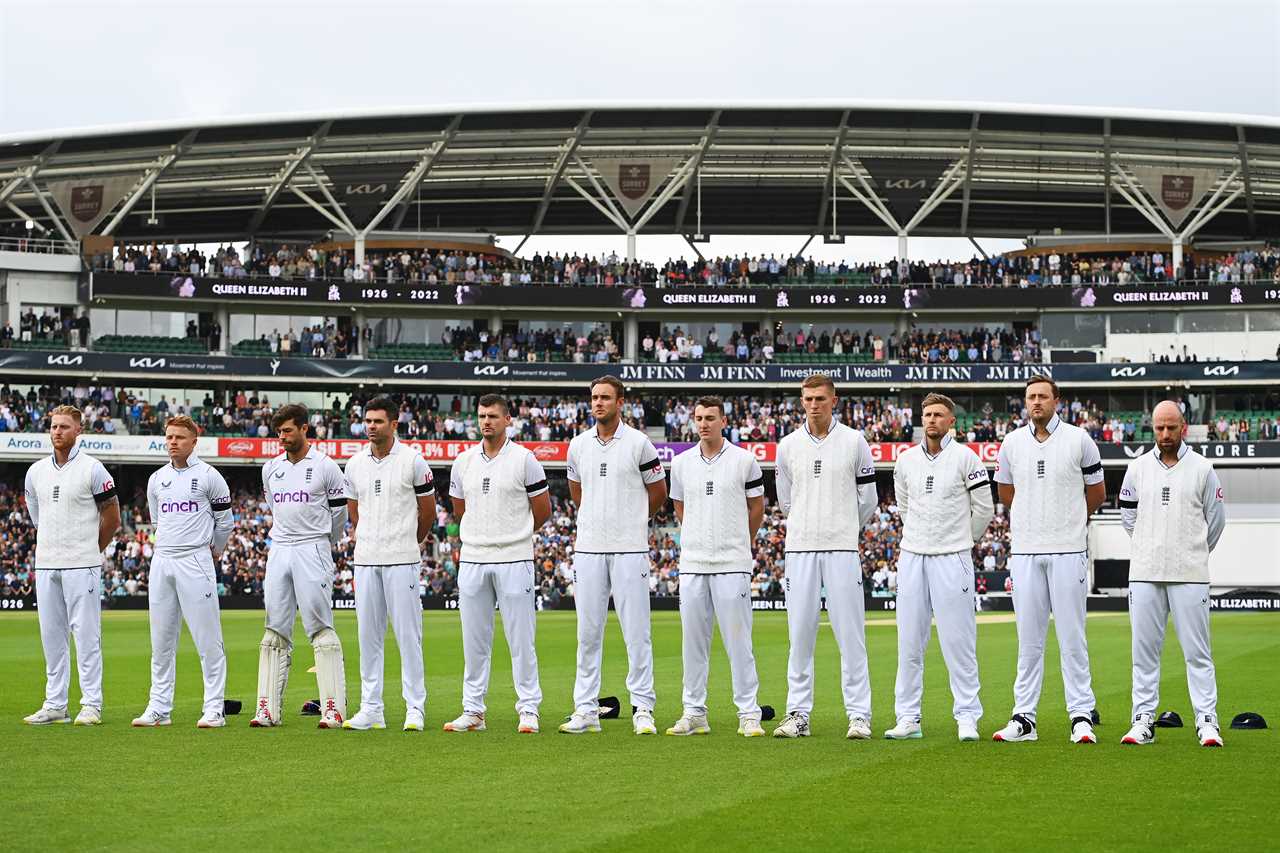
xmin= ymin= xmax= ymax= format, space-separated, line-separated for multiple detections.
xmin=597 ymin=696 xmax=621 ymax=719
xmin=1155 ymin=711 xmax=1183 ymax=728
xmin=223 ymin=699 xmax=242 ymax=716
xmin=1230 ymin=712 xmax=1267 ymax=729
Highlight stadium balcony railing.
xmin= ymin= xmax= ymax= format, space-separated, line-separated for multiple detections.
xmin=93 ymin=335 xmax=208 ymax=355
xmin=3 ymin=338 xmax=68 ymax=351
xmin=0 ymin=235 xmax=79 ymax=255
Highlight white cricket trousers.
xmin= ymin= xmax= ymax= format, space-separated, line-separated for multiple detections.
xmin=783 ymin=551 xmax=872 ymax=721
xmin=458 ymin=560 xmax=541 ymax=715
xmin=1129 ymin=581 xmax=1217 ymax=722
xmin=1009 ymin=552 xmax=1096 ymax=721
xmin=265 ymin=540 xmax=335 ymax=640
xmin=571 ymin=552 xmax=656 ymax=715
xmin=147 ymin=551 xmax=226 ymax=716
xmin=36 ymin=567 xmax=103 ymax=712
xmin=354 ymin=563 xmax=425 ymax=716
xmin=679 ymin=572 xmax=760 ymax=719
xmin=894 ymin=550 xmax=981 ymax=724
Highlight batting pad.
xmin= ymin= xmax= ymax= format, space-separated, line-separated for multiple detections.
xmin=312 ymin=627 xmax=347 ymax=721
xmin=257 ymin=629 xmax=292 ymax=724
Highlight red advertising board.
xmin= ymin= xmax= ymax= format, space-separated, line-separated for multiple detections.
xmin=216 ymin=437 xmax=569 ymax=463
xmin=216 ymin=437 xmax=1001 ymax=466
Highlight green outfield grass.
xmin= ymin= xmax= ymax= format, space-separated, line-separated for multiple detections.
xmin=2 ymin=609 xmax=1276 ymax=853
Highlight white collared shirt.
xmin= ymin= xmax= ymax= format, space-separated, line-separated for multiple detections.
xmin=263 ymin=445 xmax=350 ymax=545
xmin=147 ymin=454 xmax=233 ymax=556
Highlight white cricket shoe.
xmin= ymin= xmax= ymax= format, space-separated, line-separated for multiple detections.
xmin=23 ymin=707 xmax=69 ymax=726
xmin=665 ymin=714 xmax=710 ymax=736
xmin=1070 ymin=716 xmax=1097 ymax=744
xmin=846 ymin=717 xmax=872 ymax=740
xmin=992 ymin=714 xmax=1037 ymax=742
xmin=957 ymin=719 xmax=980 ymax=742
xmin=1121 ymin=713 xmax=1156 ymax=745
xmin=884 ymin=718 xmax=923 ymax=740
xmin=442 ymin=711 xmax=486 ymax=732
xmin=196 ymin=711 xmax=226 ymax=729
xmin=772 ymin=712 xmax=811 ymax=739
xmin=73 ymin=707 xmax=102 ymax=727
xmin=737 ymin=717 xmax=765 ymax=737
xmin=517 ymin=712 xmax=540 ymax=734
xmin=403 ymin=708 xmax=424 ymax=732
xmin=341 ymin=709 xmax=386 ymax=730
xmin=1197 ymin=715 xmax=1223 ymax=748
xmin=558 ymin=712 xmax=601 ymax=734
xmin=633 ymin=709 xmax=657 ymax=735
xmin=318 ymin=699 xmax=343 ymax=730
xmin=131 ymin=709 xmax=172 ymax=728
xmin=248 ymin=698 xmax=276 ymax=728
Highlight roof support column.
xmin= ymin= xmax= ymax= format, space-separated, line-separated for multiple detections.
xmin=101 ymin=130 xmax=197 ymax=236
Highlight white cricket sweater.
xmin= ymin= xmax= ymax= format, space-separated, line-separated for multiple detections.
xmin=1120 ymin=444 xmax=1226 ymax=584
xmin=345 ymin=439 xmax=433 ymax=565
xmin=567 ymin=422 xmax=665 ymax=553
xmin=894 ymin=435 xmax=994 ymax=555
xmin=451 ymin=438 xmax=548 ymax=563
xmin=24 ymin=446 xmax=116 ymax=569
xmin=670 ymin=442 xmax=764 ymax=573
xmin=774 ymin=420 xmax=879 ymax=552
xmin=995 ymin=415 xmax=1104 ymax=554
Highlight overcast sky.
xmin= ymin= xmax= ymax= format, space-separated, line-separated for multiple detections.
xmin=2 ymin=0 xmax=1277 ymax=262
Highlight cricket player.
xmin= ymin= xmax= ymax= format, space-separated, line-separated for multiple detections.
xmin=443 ymin=394 xmax=550 ymax=734
xmin=771 ymin=374 xmax=879 ymax=740
xmin=22 ymin=405 xmax=120 ymax=726
xmin=666 ymin=396 xmax=765 ymax=738
xmin=343 ymin=396 xmax=436 ymax=732
xmin=250 ymin=404 xmax=349 ymax=729
xmin=132 ymin=416 xmax=233 ymax=728
xmin=1118 ymin=400 xmax=1226 ymax=748
xmin=560 ymin=376 xmax=666 ymax=736
xmin=993 ymin=375 xmax=1106 ymax=744
xmin=885 ymin=393 xmax=992 ymax=742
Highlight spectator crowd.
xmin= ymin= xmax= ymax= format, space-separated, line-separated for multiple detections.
xmin=98 ymin=241 xmax=1280 ymax=288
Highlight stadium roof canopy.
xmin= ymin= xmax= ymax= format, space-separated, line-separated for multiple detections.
xmin=3 ymin=100 xmax=1280 ymax=245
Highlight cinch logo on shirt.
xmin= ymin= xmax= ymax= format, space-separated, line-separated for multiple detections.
xmin=705 ymin=481 xmax=714 ymax=496
xmin=1036 ymin=460 xmax=1046 ymax=479
xmin=967 ymin=469 xmax=987 ymax=483
xmin=327 ymin=487 xmax=344 ymax=497
xmin=813 ymin=460 xmax=822 ymax=478
xmin=273 ymin=490 xmax=312 ymax=503
xmin=160 ymin=500 xmax=200 ymax=513
xmin=925 ymin=475 xmax=935 ymax=495
xmin=599 ymin=462 xmax=608 ymax=478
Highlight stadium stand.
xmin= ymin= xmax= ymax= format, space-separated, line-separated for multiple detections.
xmin=95 ymin=242 xmax=1280 ymax=287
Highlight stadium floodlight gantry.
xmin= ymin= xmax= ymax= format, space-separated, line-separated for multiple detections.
xmin=2 ymin=100 xmax=1280 ymax=269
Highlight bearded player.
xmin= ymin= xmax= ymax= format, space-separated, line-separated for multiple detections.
xmin=250 ymin=404 xmax=350 ymax=729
